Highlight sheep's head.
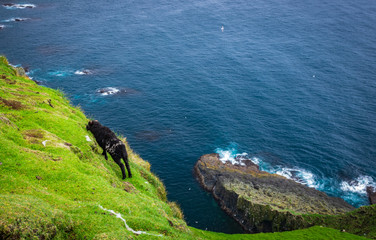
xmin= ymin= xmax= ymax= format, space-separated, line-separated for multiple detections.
xmin=86 ymin=120 xmax=98 ymax=131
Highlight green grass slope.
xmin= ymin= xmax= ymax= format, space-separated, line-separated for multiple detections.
xmin=0 ymin=56 xmax=368 ymax=239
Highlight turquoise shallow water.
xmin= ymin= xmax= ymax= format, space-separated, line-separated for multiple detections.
xmin=1 ymin=0 xmax=376 ymax=233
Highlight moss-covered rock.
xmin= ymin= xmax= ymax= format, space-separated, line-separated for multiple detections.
xmin=194 ymin=153 xmax=354 ymax=233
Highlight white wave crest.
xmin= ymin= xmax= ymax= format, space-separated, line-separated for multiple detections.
xmin=3 ymin=3 xmax=36 ymax=9
xmin=250 ymin=157 xmax=261 ymax=165
xmin=0 ymin=25 xmax=4 ymax=29
xmin=74 ymin=69 xmax=92 ymax=75
xmin=3 ymin=17 xmax=30 ymax=22
xmin=48 ymin=71 xmax=72 ymax=77
xmin=216 ymin=148 xmax=249 ymax=166
xmin=340 ymin=175 xmax=376 ymax=195
xmin=97 ymin=87 xmax=121 ymax=96
xmin=275 ymin=167 xmax=319 ymax=188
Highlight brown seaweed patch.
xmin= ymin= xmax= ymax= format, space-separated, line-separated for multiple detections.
xmin=23 ymin=129 xmax=44 ymax=139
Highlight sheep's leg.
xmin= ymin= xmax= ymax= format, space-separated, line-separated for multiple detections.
xmin=114 ymin=157 xmax=126 ymax=179
xmin=122 ymin=146 xmax=132 ymax=178
xmin=102 ymin=149 xmax=108 ymax=160
xmin=124 ymin=159 xmax=132 ymax=178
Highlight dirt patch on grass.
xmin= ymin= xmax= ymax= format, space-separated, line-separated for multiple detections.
xmin=0 ymin=97 xmax=24 ymax=110
xmin=1 ymin=75 xmax=16 ymax=84
xmin=23 ymin=129 xmax=44 ymax=139
xmin=123 ymin=182 xmax=138 ymax=193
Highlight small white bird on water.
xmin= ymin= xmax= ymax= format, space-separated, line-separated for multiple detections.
xmin=221 ymin=25 xmax=224 ymax=32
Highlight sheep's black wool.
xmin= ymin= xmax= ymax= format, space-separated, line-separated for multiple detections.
xmin=86 ymin=120 xmax=132 ymax=179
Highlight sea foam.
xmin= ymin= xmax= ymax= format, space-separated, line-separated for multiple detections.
xmin=74 ymin=69 xmax=92 ymax=75
xmin=3 ymin=3 xmax=36 ymax=9
xmin=97 ymin=87 xmax=121 ymax=96
xmin=216 ymin=147 xmax=248 ymax=166
xmin=48 ymin=70 xmax=72 ymax=77
xmin=274 ymin=167 xmax=319 ymax=189
xmin=340 ymin=175 xmax=376 ymax=195
xmin=3 ymin=17 xmax=30 ymax=22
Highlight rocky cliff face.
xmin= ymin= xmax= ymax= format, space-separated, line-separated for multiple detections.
xmin=367 ymin=186 xmax=376 ymax=205
xmin=194 ymin=153 xmax=355 ymax=233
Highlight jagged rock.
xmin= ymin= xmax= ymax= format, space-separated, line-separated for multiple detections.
xmin=14 ymin=66 xmax=27 ymax=77
xmin=367 ymin=186 xmax=376 ymax=205
xmin=194 ymin=153 xmax=354 ymax=233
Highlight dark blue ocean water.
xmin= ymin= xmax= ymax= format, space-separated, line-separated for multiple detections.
xmin=1 ymin=0 xmax=376 ymax=233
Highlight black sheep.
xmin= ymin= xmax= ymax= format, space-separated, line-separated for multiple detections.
xmin=86 ymin=120 xmax=132 ymax=179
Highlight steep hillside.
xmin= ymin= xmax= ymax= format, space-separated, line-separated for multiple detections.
xmin=0 ymin=56 xmax=368 ymax=239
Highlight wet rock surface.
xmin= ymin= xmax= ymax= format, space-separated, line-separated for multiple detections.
xmin=367 ymin=186 xmax=376 ymax=205
xmin=194 ymin=153 xmax=355 ymax=233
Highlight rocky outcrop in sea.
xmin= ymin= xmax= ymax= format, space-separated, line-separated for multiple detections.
xmin=194 ymin=153 xmax=355 ymax=233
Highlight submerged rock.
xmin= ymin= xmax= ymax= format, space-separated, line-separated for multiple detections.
xmin=367 ymin=186 xmax=376 ymax=205
xmin=194 ymin=153 xmax=354 ymax=233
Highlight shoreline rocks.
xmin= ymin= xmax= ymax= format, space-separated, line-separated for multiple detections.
xmin=194 ymin=153 xmax=355 ymax=233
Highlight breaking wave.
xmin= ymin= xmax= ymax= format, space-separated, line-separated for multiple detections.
xmin=3 ymin=3 xmax=36 ymax=9
xmin=48 ymin=70 xmax=72 ymax=77
xmin=274 ymin=167 xmax=320 ymax=189
xmin=3 ymin=17 xmax=30 ymax=22
xmin=340 ymin=175 xmax=376 ymax=194
xmin=74 ymin=69 xmax=92 ymax=75
xmin=97 ymin=87 xmax=127 ymax=96
xmin=48 ymin=69 xmax=93 ymax=77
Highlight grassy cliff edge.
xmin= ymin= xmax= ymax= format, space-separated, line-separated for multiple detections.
xmin=0 ymin=56 xmax=368 ymax=239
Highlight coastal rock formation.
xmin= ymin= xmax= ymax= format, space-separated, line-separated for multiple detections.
xmin=194 ymin=153 xmax=355 ymax=233
xmin=367 ymin=186 xmax=376 ymax=205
